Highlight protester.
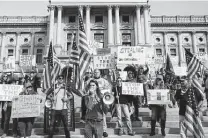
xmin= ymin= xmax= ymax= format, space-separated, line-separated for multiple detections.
xmin=47 ymin=75 xmax=72 ymax=138
xmin=202 ymin=70 xmax=208 ymax=109
xmin=149 ymin=74 xmax=167 ymax=136
xmin=18 ymin=82 xmax=37 ymax=138
xmin=113 ymin=77 xmax=135 ymax=136
xmin=175 ymin=78 xmax=204 ymax=137
xmin=1 ymin=74 xmax=18 ymax=138
xmin=85 ymin=69 xmax=112 ymax=137
xmin=84 ymin=79 xmax=109 ymax=138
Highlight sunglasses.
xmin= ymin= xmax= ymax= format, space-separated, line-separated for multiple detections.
xmin=59 ymin=77 xmax=63 ymax=80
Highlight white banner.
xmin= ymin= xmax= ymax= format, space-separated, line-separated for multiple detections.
xmin=147 ymin=89 xmax=171 ymax=105
xmin=0 ymin=84 xmax=23 ymax=101
xmin=93 ymin=54 xmax=115 ymax=69
xmin=173 ymin=66 xmax=187 ymax=76
xmin=3 ymin=56 xmax=15 ymax=72
xmin=117 ymin=46 xmax=145 ymax=65
xmin=11 ymin=95 xmax=45 ymax=118
xmin=122 ymin=82 xmax=144 ymax=95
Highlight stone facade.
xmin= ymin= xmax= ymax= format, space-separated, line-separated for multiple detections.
xmin=0 ymin=1 xmax=208 ymax=73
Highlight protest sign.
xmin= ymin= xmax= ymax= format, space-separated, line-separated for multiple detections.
xmin=93 ymin=54 xmax=115 ymax=69
xmin=96 ymin=48 xmax=111 ymax=55
xmin=2 ymin=56 xmax=15 ymax=72
xmin=122 ymin=82 xmax=144 ymax=95
xmin=0 ymin=84 xmax=23 ymax=101
xmin=19 ymin=55 xmax=36 ymax=71
xmin=117 ymin=46 xmax=145 ymax=65
xmin=196 ymin=52 xmax=207 ymax=64
xmin=11 ymin=95 xmax=45 ymax=118
xmin=154 ymin=55 xmax=164 ymax=64
xmin=170 ymin=56 xmax=179 ymax=65
xmin=147 ymin=89 xmax=171 ymax=105
xmin=88 ymin=41 xmax=103 ymax=55
xmin=119 ymin=71 xmax=127 ymax=81
xmin=173 ymin=66 xmax=187 ymax=76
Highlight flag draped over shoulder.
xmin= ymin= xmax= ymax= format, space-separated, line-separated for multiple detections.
xmin=43 ymin=42 xmax=61 ymax=90
xmin=68 ymin=10 xmax=91 ymax=90
xmin=164 ymin=54 xmax=175 ymax=84
xmin=183 ymin=48 xmax=205 ymax=138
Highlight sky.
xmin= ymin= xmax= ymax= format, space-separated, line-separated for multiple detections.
xmin=0 ymin=0 xmax=208 ymax=16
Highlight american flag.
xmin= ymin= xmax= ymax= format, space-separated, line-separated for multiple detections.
xmin=77 ymin=10 xmax=91 ymax=90
xmin=183 ymin=48 xmax=205 ymax=138
xmin=43 ymin=42 xmax=61 ymax=90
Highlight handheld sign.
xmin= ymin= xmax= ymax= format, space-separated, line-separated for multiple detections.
xmin=93 ymin=54 xmax=115 ymax=69
xmin=0 ymin=84 xmax=23 ymax=101
xmin=122 ymin=82 xmax=144 ymax=95
xmin=11 ymin=95 xmax=45 ymax=118
xmin=147 ymin=89 xmax=171 ymax=105
xmin=19 ymin=55 xmax=36 ymax=71
xmin=117 ymin=46 xmax=145 ymax=65
xmin=3 ymin=56 xmax=15 ymax=72
xmin=173 ymin=66 xmax=187 ymax=76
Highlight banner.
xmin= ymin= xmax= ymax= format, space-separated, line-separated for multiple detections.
xmin=93 ymin=54 xmax=115 ymax=69
xmin=117 ymin=46 xmax=145 ymax=65
xmin=147 ymin=89 xmax=171 ymax=105
xmin=173 ymin=66 xmax=187 ymax=76
xmin=19 ymin=55 xmax=36 ymax=71
xmin=96 ymin=48 xmax=111 ymax=55
xmin=122 ymin=82 xmax=144 ymax=95
xmin=0 ymin=84 xmax=23 ymax=101
xmin=2 ymin=56 xmax=15 ymax=72
xmin=11 ymin=95 xmax=45 ymax=118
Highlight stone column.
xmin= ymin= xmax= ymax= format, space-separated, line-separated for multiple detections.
xmin=49 ymin=5 xmax=55 ymax=44
xmin=134 ymin=15 xmax=138 ymax=45
xmin=16 ymin=32 xmax=21 ymax=62
xmin=108 ymin=5 xmax=113 ymax=46
xmin=177 ymin=32 xmax=183 ymax=66
xmin=1 ymin=33 xmax=6 ymax=61
xmin=115 ymin=5 xmax=121 ymax=45
xmin=79 ymin=5 xmax=83 ymax=18
xmin=163 ymin=32 xmax=168 ymax=56
xmin=30 ymin=32 xmax=35 ymax=55
xmin=143 ymin=5 xmax=151 ymax=44
xmin=206 ymin=31 xmax=208 ymax=54
xmin=136 ymin=5 xmax=142 ymax=44
xmin=86 ymin=5 xmax=91 ymax=42
xmin=57 ymin=6 xmax=62 ymax=46
xmin=192 ymin=31 xmax=197 ymax=53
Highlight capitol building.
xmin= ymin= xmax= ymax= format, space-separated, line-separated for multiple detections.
xmin=0 ymin=0 xmax=208 ymax=73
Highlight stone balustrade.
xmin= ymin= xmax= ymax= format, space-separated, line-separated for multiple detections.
xmin=0 ymin=16 xmax=48 ymax=23
xmin=151 ymin=15 xmax=208 ymax=24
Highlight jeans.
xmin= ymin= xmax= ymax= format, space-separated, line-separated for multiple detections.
xmin=84 ymin=120 xmax=103 ymax=138
xmin=115 ymin=104 xmax=132 ymax=132
xmin=3 ymin=106 xmax=18 ymax=135
xmin=103 ymin=113 xmax=107 ymax=132
xmin=18 ymin=117 xmax=35 ymax=137
xmin=151 ymin=105 xmax=166 ymax=120
xmin=49 ymin=109 xmax=70 ymax=138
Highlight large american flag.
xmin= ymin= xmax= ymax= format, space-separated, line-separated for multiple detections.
xmin=183 ymin=48 xmax=205 ymax=138
xmin=43 ymin=42 xmax=61 ymax=90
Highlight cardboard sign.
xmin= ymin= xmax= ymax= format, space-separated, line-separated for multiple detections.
xmin=2 ymin=56 xmax=15 ymax=72
xmin=0 ymin=84 xmax=23 ymax=101
xmin=147 ymin=89 xmax=171 ymax=105
xmin=93 ymin=54 xmax=115 ymax=69
xmin=11 ymin=95 xmax=45 ymax=118
xmin=96 ymin=48 xmax=111 ymax=55
xmin=173 ymin=66 xmax=187 ymax=76
xmin=88 ymin=41 xmax=103 ymax=55
xmin=196 ymin=52 xmax=207 ymax=64
xmin=154 ymin=55 xmax=164 ymax=64
xmin=117 ymin=46 xmax=145 ymax=65
xmin=122 ymin=82 xmax=144 ymax=95
xmin=19 ymin=55 xmax=36 ymax=71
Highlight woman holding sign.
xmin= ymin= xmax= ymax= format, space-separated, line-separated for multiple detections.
xmin=149 ymin=75 xmax=166 ymax=136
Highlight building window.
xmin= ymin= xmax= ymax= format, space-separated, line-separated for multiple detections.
xmin=67 ymin=42 xmax=71 ymax=51
xmin=8 ymin=49 xmax=14 ymax=57
xmin=156 ymin=37 xmax=161 ymax=42
xmin=170 ymin=48 xmax=177 ymax=56
xmin=95 ymin=16 xmax=103 ymax=23
xmin=10 ymin=38 xmax=14 ymax=43
xmin=122 ymin=42 xmax=131 ymax=46
xmin=170 ymin=37 xmax=175 ymax=42
xmin=94 ymin=33 xmax=104 ymax=48
xmin=184 ymin=37 xmax=189 ymax=42
xmin=199 ymin=37 xmax=203 ymax=42
xmin=156 ymin=49 xmax=162 ymax=56
xmin=22 ymin=49 xmax=29 ymax=55
xmin=24 ymin=38 xmax=28 ymax=43
xmin=38 ymin=38 xmax=43 ymax=43
xmin=36 ymin=49 xmax=43 ymax=64
xmin=199 ymin=48 xmax=205 ymax=53
xmin=67 ymin=33 xmax=73 ymax=41
xmin=122 ymin=15 xmax=130 ymax=23
xmin=69 ymin=16 xmax=76 ymax=23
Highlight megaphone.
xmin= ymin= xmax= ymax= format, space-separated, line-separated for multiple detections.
xmin=45 ymin=99 xmax=53 ymax=109
xmin=103 ymin=92 xmax=115 ymax=105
